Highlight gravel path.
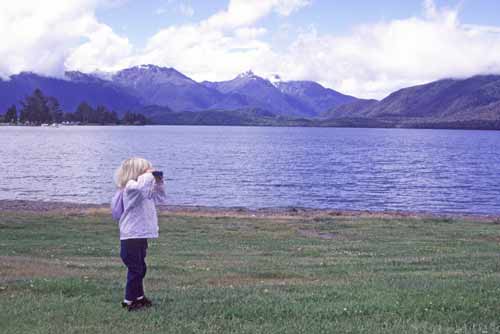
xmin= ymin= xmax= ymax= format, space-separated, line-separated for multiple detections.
xmin=1 ymin=200 xmax=498 ymax=222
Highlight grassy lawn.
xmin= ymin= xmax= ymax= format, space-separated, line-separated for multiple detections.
xmin=0 ymin=210 xmax=499 ymax=333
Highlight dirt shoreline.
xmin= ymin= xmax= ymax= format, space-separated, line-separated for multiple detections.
xmin=1 ymin=199 xmax=499 ymax=222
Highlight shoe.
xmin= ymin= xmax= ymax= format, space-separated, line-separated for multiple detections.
xmin=126 ymin=299 xmax=145 ymax=312
xmin=137 ymin=296 xmax=153 ymax=307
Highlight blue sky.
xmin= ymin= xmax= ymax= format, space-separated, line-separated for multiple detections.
xmin=2 ymin=0 xmax=500 ymax=98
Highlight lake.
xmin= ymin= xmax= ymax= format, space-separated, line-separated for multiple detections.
xmin=1 ymin=125 xmax=499 ymax=215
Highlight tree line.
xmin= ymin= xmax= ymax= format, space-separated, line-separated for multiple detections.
xmin=1 ymin=89 xmax=148 ymax=125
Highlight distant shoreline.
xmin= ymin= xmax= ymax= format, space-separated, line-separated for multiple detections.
xmin=1 ymin=122 xmax=500 ymax=131
xmin=0 ymin=123 xmax=140 ymax=127
xmin=1 ymin=199 xmax=499 ymax=222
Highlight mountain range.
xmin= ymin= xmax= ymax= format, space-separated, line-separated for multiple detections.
xmin=1 ymin=64 xmax=500 ymax=129
xmin=0 ymin=71 xmax=142 ymax=115
xmin=0 ymin=65 xmax=355 ymax=118
xmin=324 ymin=75 xmax=500 ymax=129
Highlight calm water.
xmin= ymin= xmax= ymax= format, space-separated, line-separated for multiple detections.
xmin=1 ymin=126 xmax=499 ymax=215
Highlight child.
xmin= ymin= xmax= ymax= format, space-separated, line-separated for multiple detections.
xmin=112 ymin=157 xmax=166 ymax=311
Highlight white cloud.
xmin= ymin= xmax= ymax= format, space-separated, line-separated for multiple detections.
xmin=0 ymin=0 xmax=132 ymax=78
xmin=130 ymin=0 xmax=309 ymax=81
xmin=134 ymin=23 xmax=275 ymax=82
xmin=234 ymin=27 xmax=268 ymax=40
xmin=202 ymin=0 xmax=311 ymax=30
xmin=64 ymin=22 xmax=132 ymax=73
xmin=275 ymin=2 xmax=500 ymax=98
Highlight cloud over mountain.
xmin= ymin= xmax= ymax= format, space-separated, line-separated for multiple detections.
xmin=280 ymin=1 xmax=500 ymax=98
xmin=0 ymin=0 xmax=132 ymax=78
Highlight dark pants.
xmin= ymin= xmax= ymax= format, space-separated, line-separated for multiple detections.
xmin=120 ymin=238 xmax=148 ymax=301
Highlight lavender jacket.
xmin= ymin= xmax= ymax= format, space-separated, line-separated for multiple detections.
xmin=112 ymin=172 xmax=166 ymax=240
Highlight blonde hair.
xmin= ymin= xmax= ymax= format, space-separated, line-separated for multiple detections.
xmin=115 ymin=157 xmax=152 ymax=188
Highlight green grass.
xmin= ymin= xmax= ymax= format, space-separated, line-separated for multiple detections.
xmin=0 ymin=211 xmax=499 ymax=333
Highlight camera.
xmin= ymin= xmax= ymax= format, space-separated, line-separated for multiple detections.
xmin=152 ymin=171 xmax=163 ymax=179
